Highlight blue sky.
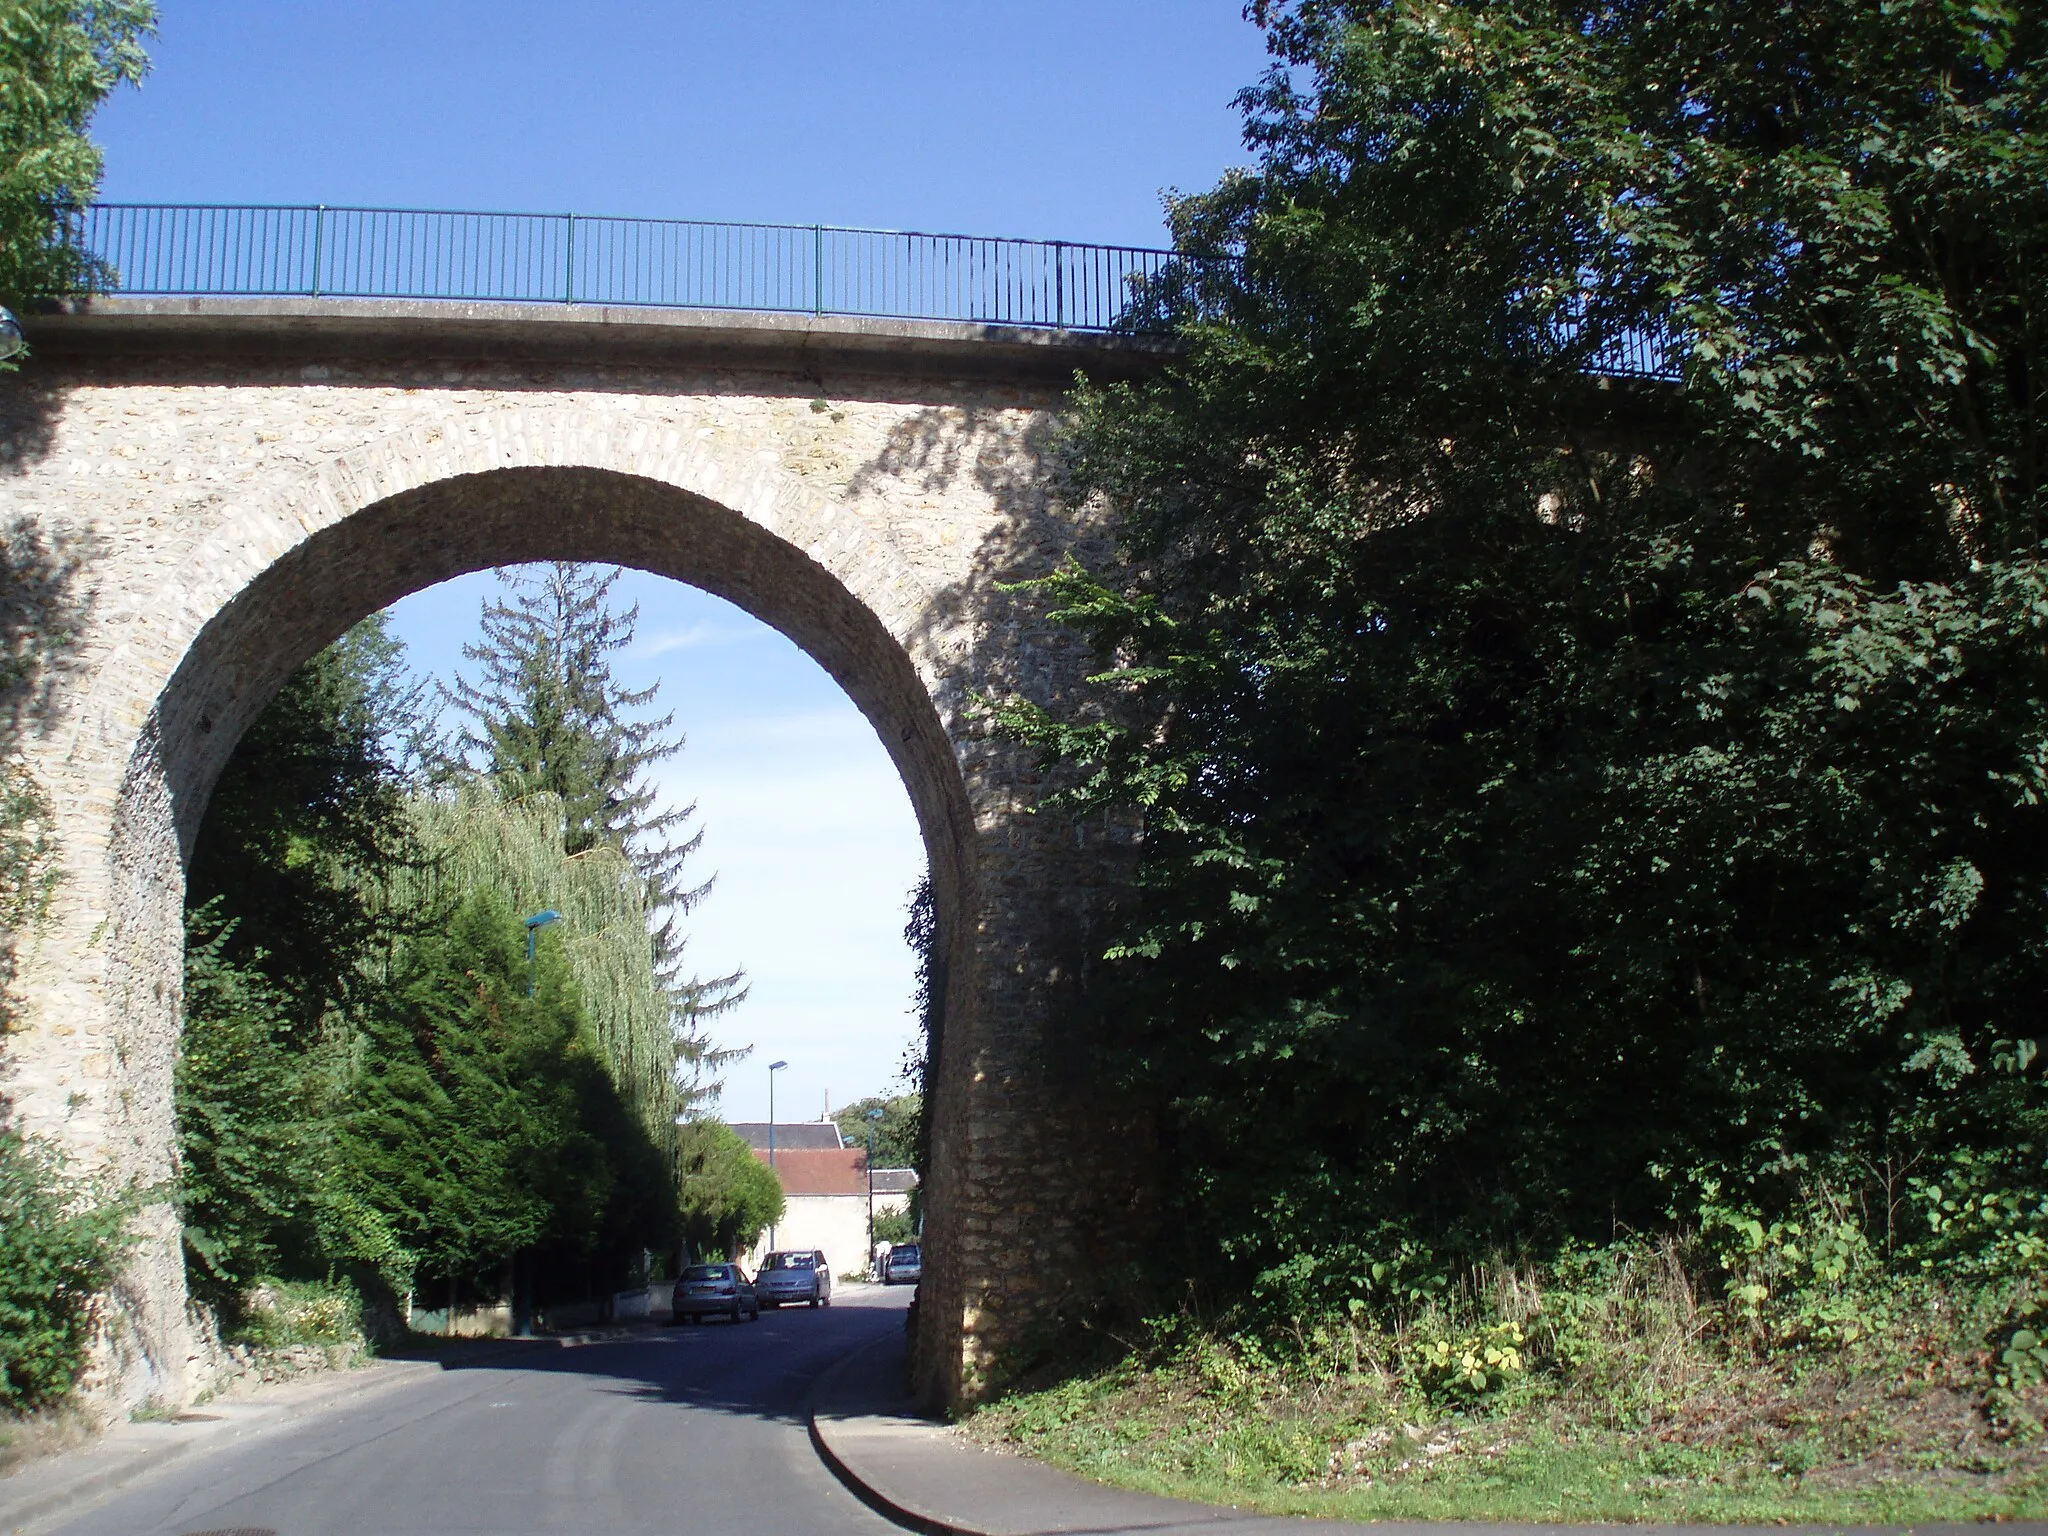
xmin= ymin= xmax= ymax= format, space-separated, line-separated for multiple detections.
xmin=95 ymin=2 xmax=1269 ymax=1122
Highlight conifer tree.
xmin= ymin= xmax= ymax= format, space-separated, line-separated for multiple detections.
xmin=442 ymin=562 xmax=745 ymax=1076
xmin=445 ymin=567 xmax=694 ymax=918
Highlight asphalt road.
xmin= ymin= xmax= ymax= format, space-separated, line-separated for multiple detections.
xmin=45 ymin=1286 xmax=913 ymax=1536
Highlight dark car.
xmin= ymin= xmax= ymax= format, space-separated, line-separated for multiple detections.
xmin=882 ymin=1243 xmax=922 ymax=1285
xmin=672 ymin=1262 xmax=758 ymax=1324
xmin=756 ymin=1249 xmax=832 ymax=1308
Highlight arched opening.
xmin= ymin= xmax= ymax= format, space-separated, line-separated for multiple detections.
xmin=100 ymin=464 xmax=975 ymax=1387
xmin=146 ymin=466 xmax=972 ymax=925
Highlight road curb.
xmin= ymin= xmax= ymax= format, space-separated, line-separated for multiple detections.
xmin=806 ymin=1331 xmax=981 ymax=1536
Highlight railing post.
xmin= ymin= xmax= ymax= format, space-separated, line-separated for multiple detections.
xmin=564 ymin=212 xmax=576 ymax=304
xmin=813 ymin=224 xmax=824 ymax=316
xmin=310 ymin=205 xmax=325 ymax=298
xmin=1053 ymin=239 xmax=1065 ymax=328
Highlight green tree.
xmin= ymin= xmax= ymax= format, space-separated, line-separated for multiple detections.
xmin=447 ymin=568 xmax=697 ymax=938
xmin=342 ymin=889 xmax=653 ymax=1296
xmin=995 ymin=0 xmax=2048 ymax=1310
xmin=833 ymin=1093 xmax=920 ymax=1170
xmin=0 ymin=0 xmax=152 ymax=311
xmin=176 ymin=906 xmax=345 ymax=1315
xmin=674 ymin=1119 xmax=784 ymax=1261
xmin=181 ymin=625 xmax=688 ymax=1317
xmin=443 ymin=563 xmax=743 ymax=1079
xmin=188 ymin=615 xmax=424 ymax=1033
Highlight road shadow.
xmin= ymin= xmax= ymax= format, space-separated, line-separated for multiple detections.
xmin=410 ymin=1298 xmax=913 ymax=1427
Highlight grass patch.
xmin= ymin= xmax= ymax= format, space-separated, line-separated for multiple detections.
xmin=967 ymin=1242 xmax=2048 ymax=1524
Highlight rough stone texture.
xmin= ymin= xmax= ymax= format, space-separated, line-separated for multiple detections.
xmin=0 ymin=318 xmax=1147 ymax=1412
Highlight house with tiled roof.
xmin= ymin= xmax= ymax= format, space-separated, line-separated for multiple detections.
xmin=733 ymin=1119 xmax=919 ymax=1276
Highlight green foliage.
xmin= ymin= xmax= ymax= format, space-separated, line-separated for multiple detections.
xmin=0 ymin=760 xmax=53 ymax=1026
xmin=341 ymin=887 xmax=670 ymax=1290
xmin=971 ymin=1225 xmax=2048 ymax=1523
xmin=176 ymin=905 xmax=349 ymax=1314
xmin=0 ymin=0 xmax=152 ymax=311
xmin=232 ymin=1278 xmax=363 ymax=1351
xmin=1409 ymin=1320 xmax=1526 ymax=1404
xmin=674 ymin=1118 xmax=783 ymax=1260
xmin=992 ymin=0 xmax=2048 ymax=1315
xmin=441 ymin=563 xmax=744 ymax=1111
xmin=872 ymin=1208 xmax=917 ymax=1246
xmin=177 ymin=608 xmax=707 ymax=1323
xmin=188 ymin=615 xmax=424 ymax=1033
xmin=0 ymin=1116 xmax=128 ymax=1410
xmin=833 ymin=1092 xmax=920 ymax=1170
xmin=397 ymin=783 xmax=699 ymax=1143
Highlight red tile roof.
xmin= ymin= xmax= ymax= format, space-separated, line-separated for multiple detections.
xmin=753 ymin=1147 xmax=867 ymax=1196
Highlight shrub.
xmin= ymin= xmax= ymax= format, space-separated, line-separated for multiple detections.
xmin=233 ymin=1278 xmax=364 ymax=1351
xmin=0 ymin=1118 xmax=129 ymax=1411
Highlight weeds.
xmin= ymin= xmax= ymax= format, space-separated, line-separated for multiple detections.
xmin=968 ymin=1233 xmax=2048 ymax=1523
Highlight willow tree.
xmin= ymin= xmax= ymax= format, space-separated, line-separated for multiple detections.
xmin=389 ymin=782 xmax=720 ymax=1142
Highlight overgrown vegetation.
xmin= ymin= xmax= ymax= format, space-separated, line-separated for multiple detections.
xmin=972 ymin=1227 xmax=2048 ymax=1521
xmin=0 ymin=1120 xmax=127 ymax=1411
xmin=979 ymin=0 xmax=2048 ymax=1512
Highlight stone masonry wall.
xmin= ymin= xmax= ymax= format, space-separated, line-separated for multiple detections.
xmin=0 ymin=342 xmax=1144 ymax=1410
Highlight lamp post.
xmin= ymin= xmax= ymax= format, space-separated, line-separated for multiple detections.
xmin=866 ymin=1107 xmax=884 ymax=1281
xmin=523 ymin=910 xmax=562 ymax=996
xmin=767 ymin=1060 xmax=788 ymax=1250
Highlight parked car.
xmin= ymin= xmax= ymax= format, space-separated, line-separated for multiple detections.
xmin=882 ymin=1243 xmax=922 ymax=1285
xmin=755 ymin=1249 xmax=832 ymax=1308
xmin=672 ymin=1262 xmax=758 ymax=1324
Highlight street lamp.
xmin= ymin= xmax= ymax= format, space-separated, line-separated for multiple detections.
xmin=766 ymin=1060 xmax=787 ymax=1250
xmin=0 ymin=308 xmax=24 ymax=362
xmin=522 ymin=910 xmax=562 ymax=996
xmin=866 ymin=1107 xmax=884 ymax=1281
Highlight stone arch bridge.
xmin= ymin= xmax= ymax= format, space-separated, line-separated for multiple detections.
xmin=0 ymin=297 xmax=1164 ymax=1410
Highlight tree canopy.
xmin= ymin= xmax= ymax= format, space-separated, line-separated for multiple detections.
xmin=674 ymin=1118 xmax=784 ymax=1260
xmin=444 ymin=562 xmax=744 ymax=1047
xmin=833 ymin=1093 xmax=920 ymax=1170
xmin=0 ymin=0 xmax=152 ymax=309
xmin=176 ymin=587 xmax=757 ymax=1324
xmin=996 ymin=0 xmax=2048 ymax=1313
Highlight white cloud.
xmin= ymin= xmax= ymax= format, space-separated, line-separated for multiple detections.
xmin=635 ymin=621 xmax=757 ymax=659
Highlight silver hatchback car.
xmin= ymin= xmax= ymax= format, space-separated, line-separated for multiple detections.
xmin=755 ymin=1249 xmax=831 ymax=1308
xmin=672 ymin=1262 xmax=759 ymax=1324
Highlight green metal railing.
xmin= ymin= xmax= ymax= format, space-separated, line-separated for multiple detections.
xmin=69 ymin=202 xmax=1177 ymax=333
xmin=61 ymin=202 xmax=1681 ymax=377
